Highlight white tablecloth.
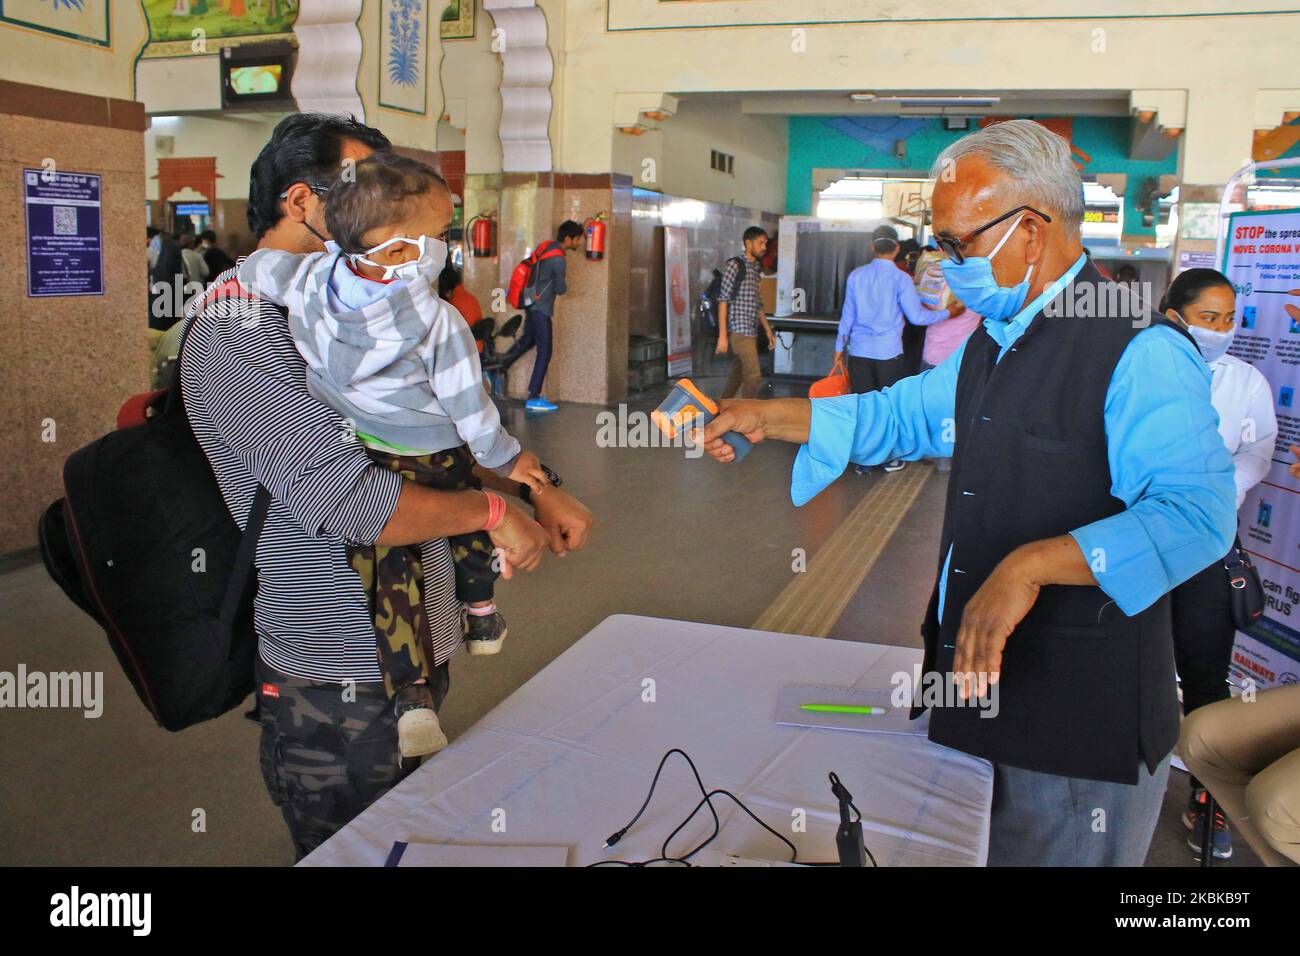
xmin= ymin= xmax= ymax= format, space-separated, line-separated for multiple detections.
xmin=301 ymin=615 xmax=992 ymax=867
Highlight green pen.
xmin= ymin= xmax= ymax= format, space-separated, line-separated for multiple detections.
xmin=800 ymin=703 xmax=888 ymax=715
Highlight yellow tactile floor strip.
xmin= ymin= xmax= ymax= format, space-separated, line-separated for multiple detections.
xmin=753 ymin=464 xmax=932 ymax=637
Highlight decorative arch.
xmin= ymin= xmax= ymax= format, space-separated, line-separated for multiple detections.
xmin=154 ymin=157 xmax=222 ymax=206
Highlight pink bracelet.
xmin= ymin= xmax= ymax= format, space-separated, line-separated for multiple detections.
xmin=482 ymin=491 xmax=507 ymax=532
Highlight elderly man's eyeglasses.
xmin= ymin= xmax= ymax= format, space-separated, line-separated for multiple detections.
xmin=277 ymin=182 xmax=332 ymax=200
xmin=935 ymin=205 xmax=1052 ymax=265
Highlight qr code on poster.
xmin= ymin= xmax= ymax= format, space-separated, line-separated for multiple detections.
xmin=53 ymin=206 xmax=77 ymax=236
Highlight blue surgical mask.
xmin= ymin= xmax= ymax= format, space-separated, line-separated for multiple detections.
xmin=348 ymin=234 xmax=447 ymax=281
xmin=939 ymin=214 xmax=1035 ymax=321
xmin=1182 ymin=318 xmax=1235 ymax=362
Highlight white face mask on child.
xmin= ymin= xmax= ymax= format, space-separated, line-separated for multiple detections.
xmin=348 ymin=234 xmax=447 ymax=281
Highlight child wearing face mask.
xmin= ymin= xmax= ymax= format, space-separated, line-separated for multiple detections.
xmin=1159 ymin=267 xmax=1277 ymax=862
xmin=239 ymin=153 xmax=548 ymax=758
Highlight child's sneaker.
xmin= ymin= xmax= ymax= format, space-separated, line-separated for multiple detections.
xmin=465 ymin=605 xmax=508 ymax=656
xmin=394 ymin=683 xmax=448 ymax=758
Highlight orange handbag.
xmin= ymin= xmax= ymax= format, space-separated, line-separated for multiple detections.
xmin=808 ymin=356 xmax=851 ymax=398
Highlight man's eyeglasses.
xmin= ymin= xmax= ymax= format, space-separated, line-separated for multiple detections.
xmin=277 ymin=182 xmax=332 ymax=200
xmin=935 ymin=205 xmax=1052 ymax=265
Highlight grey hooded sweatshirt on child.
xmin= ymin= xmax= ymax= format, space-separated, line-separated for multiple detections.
xmin=238 ymin=247 xmax=520 ymax=474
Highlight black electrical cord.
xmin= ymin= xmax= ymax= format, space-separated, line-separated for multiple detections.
xmin=598 ymin=748 xmax=719 ymax=858
xmin=591 ymin=748 xmax=809 ymax=867
xmin=662 ymin=788 xmax=798 ymax=864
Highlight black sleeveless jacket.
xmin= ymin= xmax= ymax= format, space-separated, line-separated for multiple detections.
xmin=916 ymin=261 xmax=1194 ymax=784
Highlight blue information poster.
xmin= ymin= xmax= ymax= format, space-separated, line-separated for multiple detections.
xmin=23 ymin=168 xmax=104 ymax=298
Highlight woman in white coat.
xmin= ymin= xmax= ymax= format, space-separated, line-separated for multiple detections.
xmin=1162 ymin=267 xmax=1277 ymax=861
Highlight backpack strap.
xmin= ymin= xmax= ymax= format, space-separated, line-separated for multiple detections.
xmin=723 ymin=255 xmax=746 ymax=301
xmin=527 ymin=240 xmax=553 ymax=264
xmin=218 ymin=484 xmax=272 ymax=632
xmin=176 ymin=275 xmax=273 ymax=634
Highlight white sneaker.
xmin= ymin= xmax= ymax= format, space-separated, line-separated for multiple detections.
xmin=883 ymin=459 xmax=907 ymax=473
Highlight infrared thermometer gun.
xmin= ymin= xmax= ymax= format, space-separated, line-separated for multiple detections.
xmin=651 ymin=378 xmax=753 ymax=461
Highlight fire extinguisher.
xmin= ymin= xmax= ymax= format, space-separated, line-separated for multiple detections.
xmin=584 ymin=213 xmax=607 ymax=261
xmin=467 ymin=212 xmax=495 ymax=258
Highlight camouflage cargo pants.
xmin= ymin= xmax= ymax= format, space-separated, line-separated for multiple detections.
xmin=255 ymin=658 xmax=450 ymax=861
xmin=348 ymin=445 xmax=499 ymax=698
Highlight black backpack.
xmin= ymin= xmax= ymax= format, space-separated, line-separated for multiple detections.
xmin=38 ymin=280 xmax=270 ymax=731
xmin=699 ymin=267 xmax=725 ymax=336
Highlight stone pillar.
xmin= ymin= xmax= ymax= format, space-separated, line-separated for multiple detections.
xmin=0 ymin=81 xmax=148 ymax=554
xmin=462 ymin=171 xmax=631 ymax=405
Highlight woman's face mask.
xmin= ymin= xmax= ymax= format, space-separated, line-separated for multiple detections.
xmin=1179 ymin=315 xmax=1236 ymax=362
xmin=939 ymin=214 xmax=1035 ymax=322
xmin=348 ymin=234 xmax=447 ymax=281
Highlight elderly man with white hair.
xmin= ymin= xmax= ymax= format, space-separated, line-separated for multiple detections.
xmin=703 ymin=119 xmax=1237 ymax=866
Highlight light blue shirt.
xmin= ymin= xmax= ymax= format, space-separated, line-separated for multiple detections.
xmin=837 ymin=258 xmax=950 ymax=359
xmin=793 ymin=253 xmax=1236 ymax=620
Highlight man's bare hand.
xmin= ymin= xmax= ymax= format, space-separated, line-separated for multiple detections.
xmin=487 ymin=501 xmax=549 ymax=579
xmin=952 ymin=550 xmax=1041 ymax=700
xmin=531 ymin=486 xmax=594 ymax=556
xmin=701 ymin=399 xmax=768 ymax=462
xmin=715 ymin=335 xmax=729 ymax=355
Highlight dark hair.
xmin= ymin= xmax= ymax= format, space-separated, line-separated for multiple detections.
xmin=872 ymin=224 xmax=899 ymax=242
xmin=557 ymin=220 xmax=583 ymax=242
xmin=146 ymin=226 xmax=159 ymax=240
xmin=246 ymin=113 xmax=392 ymax=238
xmin=1158 ymin=268 xmax=1234 ymax=315
xmin=323 ymin=153 xmax=449 ymax=255
xmin=743 ymin=226 xmax=768 ymax=244
xmin=873 ymin=237 xmax=899 ymax=256
xmin=199 ymin=229 xmax=217 ymax=244
xmin=438 ymin=263 xmax=463 ymax=299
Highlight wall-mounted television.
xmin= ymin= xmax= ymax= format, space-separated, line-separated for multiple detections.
xmin=221 ymin=43 xmax=295 ymax=110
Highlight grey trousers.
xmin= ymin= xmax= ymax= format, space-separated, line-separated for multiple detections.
xmin=987 ymin=753 xmax=1172 ymax=866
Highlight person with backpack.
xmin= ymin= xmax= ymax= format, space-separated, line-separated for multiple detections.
xmin=135 ymin=114 xmax=591 ymax=860
xmin=717 ymin=226 xmax=775 ymax=400
xmin=500 ymin=220 xmax=584 ymax=412
xmin=238 ymin=153 xmax=553 ymax=760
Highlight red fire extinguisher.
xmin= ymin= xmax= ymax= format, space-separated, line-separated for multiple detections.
xmin=467 ymin=212 xmax=495 ymax=258
xmin=584 ymin=213 xmax=607 ymax=261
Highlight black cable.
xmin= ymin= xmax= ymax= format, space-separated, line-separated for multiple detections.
xmin=663 ymin=788 xmax=799 ymax=864
xmin=600 ymin=748 xmax=719 ymax=855
xmin=593 ymin=748 xmax=821 ymax=867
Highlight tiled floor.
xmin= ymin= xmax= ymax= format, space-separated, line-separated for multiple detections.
xmin=0 ymin=365 xmax=1262 ymax=866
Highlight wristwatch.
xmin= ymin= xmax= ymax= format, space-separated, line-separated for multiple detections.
xmin=518 ymin=463 xmax=563 ymax=504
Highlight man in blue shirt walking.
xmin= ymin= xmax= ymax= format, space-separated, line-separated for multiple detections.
xmin=836 ymin=236 xmax=955 ymax=472
xmin=701 ymin=120 xmax=1236 ymax=866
